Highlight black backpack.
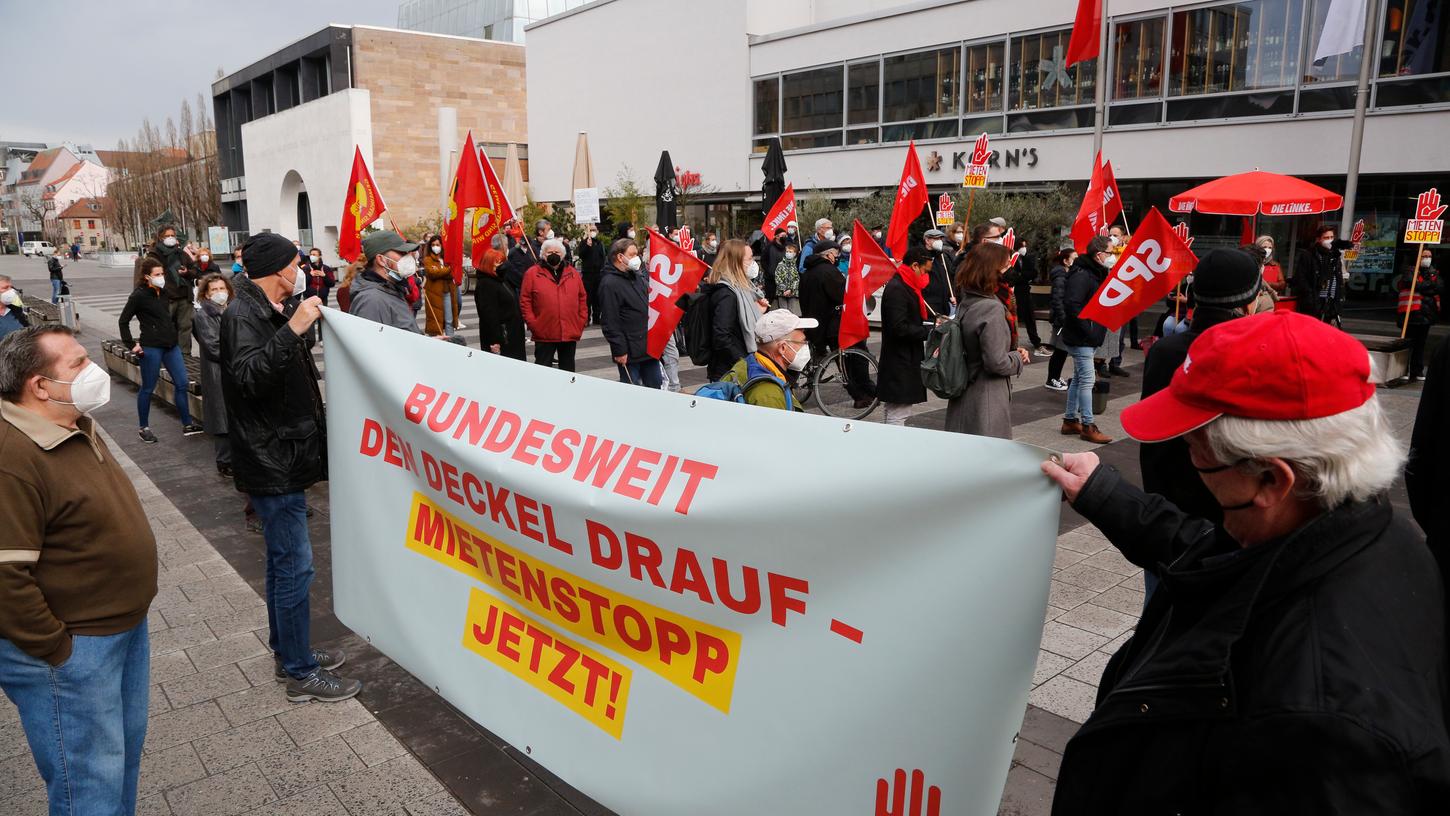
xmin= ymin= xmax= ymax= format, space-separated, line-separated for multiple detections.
xmin=681 ymin=288 xmax=715 ymax=366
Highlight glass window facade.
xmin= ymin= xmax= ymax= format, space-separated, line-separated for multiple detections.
xmin=748 ymin=0 xmax=1447 ymax=152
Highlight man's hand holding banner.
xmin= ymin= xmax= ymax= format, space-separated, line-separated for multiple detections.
xmin=1079 ymin=207 xmax=1198 ymax=332
xmin=645 ymin=230 xmax=709 ymax=359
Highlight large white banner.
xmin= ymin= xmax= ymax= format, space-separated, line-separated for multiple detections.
xmin=322 ymin=308 xmax=1061 ymax=815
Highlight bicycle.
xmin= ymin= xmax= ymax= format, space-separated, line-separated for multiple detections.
xmin=791 ymin=345 xmax=881 ymax=419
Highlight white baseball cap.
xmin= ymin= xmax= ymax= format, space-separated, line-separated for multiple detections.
xmin=755 ymin=309 xmax=818 ymax=343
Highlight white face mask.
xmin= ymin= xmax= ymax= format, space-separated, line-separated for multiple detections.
xmin=784 ymin=251 xmax=797 ymax=261
xmin=625 ymin=255 xmax=642 ymax=272
xmin=707 ymin=240 xmax=718 ymax=250
xmin=930 ymin=239 xmax=944 ymax=251
xmin=162 ymin=236 xmax=178 ymax=247
xmin=986 ymin=236 xmax=1004 ymax=245
xmin=209 ymin=291 xmax=228 ymax=306
xmin=822 ymin=229 xmax=835 ymax=241
xmin=1320 ymin=238 xmax=1334 ymax=249
xmin=545 ymin=230 xmax=556 ymax=240
xmin=1098 ymin=254 xmax=1115 ymax=268
xmin=149 ymin=274 xmax=167 ymax=289
xmin=388 ymin=254 xmax=418 ymax=282
xmin=746 ymin=261 xmax=760 ymax=280
xmin=626 ymin=229 xmax=637 ymax=239
xmin=309 ymin=254 xmax=321 ymax=263
xmin=1422 ymin=257 xmax=1433 ymax=268
xmin=0 ymin=289 xmax=19 ymax=306
xmin=1108 ymin=235 xmax=1122 ymax=247
xmin=431 ymin=245 xmax=442 ymax=255
xmin=199 ymin=254 xmax=210 ymax=263
xmin=840 ymin=243 xmax=851 ymax=255
xmin=43 ymin=362 xmax=110 ymax=413
xmin=1262 ymin=247 xmax=1273 ymax=260
xmin=788 ymin=340 xmax=811 ymax=371
xmin=289 ymin=265 xmax=307 ymax=297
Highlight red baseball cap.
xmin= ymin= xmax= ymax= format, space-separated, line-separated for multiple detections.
xmin=1122 ymin=311 xmax=1375 ymax=443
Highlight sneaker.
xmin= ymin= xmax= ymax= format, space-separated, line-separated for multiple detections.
xmin=1080 ymin=424 xmax=1114 ymax=444
xmin=1044 ymin=378 xmax=1069 ymax=392
xmin=217 ymin=464 xmax=233 ymax=478
xmin=285 ymin=667 xmax=362 ymax=703
xmin=138 ymin=427 xmax=158 ymax=444
xmin=1060 ymin=419 xmax=1083 ymax=436
xmin=245 ymin=515 xmax=263 ymax=534
xmin=275 ymin=647 xmax=346 ymax=681
xmin=182 ymin=423 xmax=205 ymax=436
xmin=455 ymin=321 xmax=467 ymax=330
xmin=1108 ymin=366 xmax=1130 ymax=378
xmin=1034 ymin=346 xmax=1054 ymax=358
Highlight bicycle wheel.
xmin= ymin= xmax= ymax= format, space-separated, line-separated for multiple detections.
xmin=789 ymin=364 xmax=814 ymax=410
xmin=811 ymin=348 xmax=880 ymax=419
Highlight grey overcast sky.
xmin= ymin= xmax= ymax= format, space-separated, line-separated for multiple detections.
xmin=0 ymin=0 xmax=404 ymax=149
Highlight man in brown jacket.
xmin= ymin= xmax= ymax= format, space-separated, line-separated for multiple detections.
xmin=0 ymin=325 xmax=157 ymax=814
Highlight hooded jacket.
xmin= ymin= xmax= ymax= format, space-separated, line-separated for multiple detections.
xmin=1060 ymin=254 xmax=1110 ymax=348
xmin=219 ymin=274 xmax=326 ymax=495
xmin=349 ymin=271 xmax=420 ymax=334
xmin=1053 ymin=466 xmax=1450 ymax=815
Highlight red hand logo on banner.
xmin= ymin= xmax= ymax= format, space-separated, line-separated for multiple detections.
xmin=970 ymin=133 xmax=991 ymax=165
xmin=1171 ymin=221 xmax=1194 ymax=249
xmin=1078 ymin=207 xmax=1199 ymax=332
xmin=1002 ymin=228 xmax=1016 ymax=251
xmin=1350 ymin=219 xmax=1365 ymax=244
xmin=875 ymin=768 xmax=942 ymax=816
xmin=1416 ymin=188 xmax=1447 ymax=221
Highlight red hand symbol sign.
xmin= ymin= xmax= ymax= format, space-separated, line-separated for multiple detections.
xmin=875 ymin=768 xmax=941 ymax=816
xmin=1350 ymin=219 xmax=1365 ymax=244
xmin=1171 ymin=221 xmax=1194 ymax=249
xmin=1417 ymin=188 xmax=1447 ymax=221
xmin=970 ymin=133 xmax=991 ymax=165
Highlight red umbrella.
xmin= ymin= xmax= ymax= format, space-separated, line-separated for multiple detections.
xmin=1169 ymin=171 xmax=1343 ymax=217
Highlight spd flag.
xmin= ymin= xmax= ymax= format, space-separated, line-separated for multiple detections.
xmin=886 ymin=142 xmax=928 ymax=259
xmin=645 ymin=229 xmax=710 ymax=359
xmin=840 ymin=221 xmax=898 ymax=349
xmin=1079 ymin=207 xmax=1198 ymax=332
xmin=339 ymin=147 xmax=387 ymax=263
xmin=444 ymin=130 xmax=489 ymax=279
xmin=1066 ymin=0 xmax=1103 ymax=67
xmin=761 ymin=184 xmax=797 ymax=239
xmin=1070 ymin=153 xmax=1123 ymax=253
xmin=468 ymin=150 xmax=515 ymax=280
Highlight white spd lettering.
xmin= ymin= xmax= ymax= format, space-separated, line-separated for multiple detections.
xmin=899 ymin=176 xmax=918 ymax=197
xmin=1097 ymin=278 xmax=1135 ymax=307
xmin=651 ymin=254 xmax=683 ymax=286
xmin=1118 ymin=239 xmax=1172 ymax=284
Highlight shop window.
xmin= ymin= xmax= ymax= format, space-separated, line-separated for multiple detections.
xmin=884 ymin=47 xmax=961 ymax=122
xmin=782 ymin=67 xmax=843 ymax=134
xmin=1114 ymin=17 xmax=1166 ymax=100
xmin=1010 ymin=28 xmax=1097 ymax=110
xmin=1166 ymin=88 xmax=1295 ymax=120
xmin=1169 ymin=0 xmax=1303 ymax=96
xmin=1007 ymin=106 xmax=1094 ymax=132
xmin=882 ymin=120 xmax=960 ymax=142
xmin=1108 ymin=101 xmax=1162 ymax=125
xmin=1379 ymin=0 xmax=1450 ymax=77
xmin=754 ymin=78 xmax=779 ymax=136
xmin=1299 ymin=84 xmax=1357 ymax=112
xmin=965 ymin=41 xmax=1006 ymax=113
xmin=1303 ymin=0 xmax=1361 ymax=84
xmin=846 ymin=127 xmax=880 ymax=145
xmin=1376 ymin=73 xmax=1450 ymax=106
xmin=781 ymin=131 xmax=844 ymax=151
xmin=961 ymin=113 xmax=1005 ymax=136
xmin=847 ymin=62 xmax=879 ymax=125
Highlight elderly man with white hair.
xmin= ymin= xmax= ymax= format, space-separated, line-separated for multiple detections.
xmin=1042 ymin=310 xmax=1450 ymax=814
xmin=519 ymin=237 xmax=587 ymax=372
xmin=797 ymin=217 xmax=836 ymax=271
xmin=717 ymin=309 xmax=817 ymax=411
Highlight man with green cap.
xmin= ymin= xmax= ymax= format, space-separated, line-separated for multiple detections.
xmin=348 ymin=231 xmax=421 ymax=333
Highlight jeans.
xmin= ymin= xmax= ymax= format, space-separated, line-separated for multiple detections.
xmin=0 ymin=624 xmax=149 ymax=816
xmin=661 ymin=335 xmax=681 ymax=392
xmin=534 ymin=341 xmax=577 ymax=372
xmin=1064 ymin=345 xmax=1096 ymax=426
xmin=138 ymin=345 xmax=193 ymax=428
xmin=882 ymin=402 xmax=912 ymax=426
xmin=617 ymin=359 xmax=663 ymax=389
xmin=443 ymin=290 xmax=455 ymax=336
xmin=248 ymin=491 xmax=319 ymax=679
xmin=50 ymin=279 xmax=62 ymax=303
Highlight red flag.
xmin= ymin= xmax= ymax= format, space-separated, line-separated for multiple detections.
xmin=761 ymin=184 xmax=797 ymax=238
xmin=444 ymin=130 xmax=489 ymax=278
xmin=886 ymin=142 xmax=928 ymax=259
xmin=1066 ymin=0 xmax=1103 ymax=67
xmin=840 ymin=221 xmax=899 ymax=349
xmin=1079 ymin=208 xmax=1198 ymax=332
xmin=468 ymin=150 xmax=516 ymax=279
xmin=1070 ymin=153 xmax=1123 ymax=252
xmin=645 ymin=229 xmax=710 ymax=359
xmin=339 ymin=147 xmax=387 ymax=263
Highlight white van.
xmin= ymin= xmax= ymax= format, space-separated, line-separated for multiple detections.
xmin=21 ymin=241 xmax=55 ymax=257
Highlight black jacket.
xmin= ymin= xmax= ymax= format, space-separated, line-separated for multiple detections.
xmin=473 ymin=272 xmax=524 ymax=360
xmin=1055 ymin=466 xmax=1450 ymax=815
xmin=705 ymin=282 xmax=748 ymax=381
xmin=147 ymin=244 xmax=196 ymax=301
xmin=501 ymin=241 xmax=541 ymax=291
xmin=576 ymin=237 xmax=606 ymax=277
xmin=1048 ymin=262 xmax=1070 ymax=329
xmin=922 ymin=249 xmax=954 ymax=317
xmin=876 ymin=273 xmax=931 ymax=405
xmin=598 ymin=263 xmax=652 ymax=362
xmin=761 ymin=238 xmax=792 ymax=300
xmin=118 ymin=286 xmax=178 ymax=348
xmin=799 ymin=254 xmax=845 ymax=349
xmin=47 ymin=256 xmax=63 ymax=280
xmin=1138 ymin=307 xmax=1241 ymax=528
xmin=1291 ymin=241 xmax=1351 ymax=317
xmin=1409 ymin=339 xmax=1450 ymax=585
xmin=219 ymin=275 xmax=325 ymax=495
xmin=1060 ymin=255 xmax=1109 ymax=348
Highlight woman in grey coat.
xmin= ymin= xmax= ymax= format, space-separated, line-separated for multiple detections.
xmin=945 ymin=243 xmax=1029 ymax=439
xmin=192 ymin=273 xmax=233 ymax=475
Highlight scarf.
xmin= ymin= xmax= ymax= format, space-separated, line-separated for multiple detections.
xmin=728 ymin=283 xmax=759 ymax=353
xmin=897 ymin=264 xmax=930 ymax=319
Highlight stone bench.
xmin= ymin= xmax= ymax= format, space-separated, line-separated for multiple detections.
xmin=102 ymin=339 xmax=205 ymax=420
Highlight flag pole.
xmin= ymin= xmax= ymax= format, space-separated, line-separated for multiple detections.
xmin=1338 ymin=0 xmax=1381 ymax=239
xmin=1401 ymin=247 xmax=1423 ymax=340
xmin=1091 ymin=0 xmax=1110 ymax=160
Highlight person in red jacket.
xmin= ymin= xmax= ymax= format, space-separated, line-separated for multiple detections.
xmin=520 ymin=238 xmax=588 ymax=371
